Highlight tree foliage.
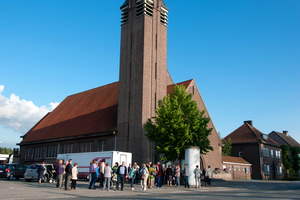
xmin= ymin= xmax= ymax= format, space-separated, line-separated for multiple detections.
xmin=144 ymin=84 xmax=213 ymax=162
xmin=280 ymin=144 xmax=292 ymax=178
xmin=0 ymin=147 xmax=13 ymax=154
xmin=290 ymin=146 xmax=300 ymax=176
xmin=222 ymin=138 xmax=232 ymax=156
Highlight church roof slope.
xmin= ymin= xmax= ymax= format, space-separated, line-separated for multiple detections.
xmin=223 ymin=121 xmax=279 ymax=146
xmin=21 ymin=82 xmax=119 ymax=143
xmin=167 ymin=79 xmax=193 ymax=94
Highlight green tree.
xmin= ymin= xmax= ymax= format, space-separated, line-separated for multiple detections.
xmin=222 ymin=138 xmax=232 ymax=156
xmin=0 ymin=147 xmax=13 ymax=154
xmin=290 ymin=146 xmax=300 ymax=177
xmin=144 ymin=84 xmax=213 ymax=162
xmin=280 ymin=144 xmax=292 ymax=178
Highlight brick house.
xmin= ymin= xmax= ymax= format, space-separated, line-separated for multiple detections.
xmin=18 ymin=0 xmax=222 ymax=170
xmin=223 ymin=121 xmax=283 ymax=180
xmin=268 ymin=131 xmax=300 ymax=148
xmin=222 ymin=156 xmax=252 ymax=180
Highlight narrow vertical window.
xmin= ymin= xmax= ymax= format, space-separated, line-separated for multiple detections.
xmin=155 ymin=63 xmax=157 ymax=79
xmin=155 ymin=93 xmax=157 ymax=109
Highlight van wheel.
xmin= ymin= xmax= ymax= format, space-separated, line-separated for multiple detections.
xmin=8 ymin=174 xmax=14 ymax=180
xmin=25 ymin=179 xmax=32 ymax=182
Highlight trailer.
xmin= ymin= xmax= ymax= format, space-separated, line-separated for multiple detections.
xmin=57 ymin=151 xmax=132 ymax=180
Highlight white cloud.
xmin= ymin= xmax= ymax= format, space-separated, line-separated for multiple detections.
xmin=0 ymin=85 xmax=59 ymax=134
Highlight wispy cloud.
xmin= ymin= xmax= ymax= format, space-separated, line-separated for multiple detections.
xmin=0 ymin=85 xmax=59 ymax=134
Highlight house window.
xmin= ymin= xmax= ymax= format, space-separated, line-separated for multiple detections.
xmin=78 ymin=142 xmax=92 ymax=153
xmin=46 ymin=145 xmax=58 ymax=158
xmin=275 ymin=150 xmax=281 ymax=159
xmin=239 ymin=152 xmax=243 ymax=157
xmin=61 ymin=144 xmax=74 ymax=154
xmin=238 ymin=166 xmax=240 ymax=171
xmin=98 ymin=140 xmax=107 ymax=152
xmin=264 ymin=165 xmax=270 ymax=175
xmin=25 ymin=148 xmax=31 ymax=159
xmin=271 ymin=149 xmax=274 ymax=158
xmin=277 ymin=166 xmax=282 ymax=175
xmin=32 ymin=147 xmax=43 ymax=159
xmin=263 ymin=148 xmax=269 ymax=157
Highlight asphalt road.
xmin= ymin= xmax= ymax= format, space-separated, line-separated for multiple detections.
xmin=0 ymin=179 xmax=299 ymax=200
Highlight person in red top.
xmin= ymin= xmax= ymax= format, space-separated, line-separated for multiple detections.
xmin=156 ymin=162 xmax=164 ymax=188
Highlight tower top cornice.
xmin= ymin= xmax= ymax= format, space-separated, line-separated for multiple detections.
xmin=120 ymin=0 xmax=168 ymax=11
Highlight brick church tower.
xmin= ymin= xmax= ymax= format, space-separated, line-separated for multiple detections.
xmin=117 ymin=0 xmax=169 ymax=164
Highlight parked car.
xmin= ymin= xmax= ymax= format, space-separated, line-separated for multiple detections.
xmin=0 ymin=163 xmax=27 ymax=180
xmin=24 ymin=164 xmax=56 ymax=183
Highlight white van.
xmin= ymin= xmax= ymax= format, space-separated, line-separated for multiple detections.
xmin=57 ymin=151 xmax=132 ymax=180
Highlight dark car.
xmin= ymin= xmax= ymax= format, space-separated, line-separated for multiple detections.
xmin=0 ymin=163 xmax=27 ymax=180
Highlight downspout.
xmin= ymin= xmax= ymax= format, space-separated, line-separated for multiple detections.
xmin=258 ymin=143 xmax=262 ymax=178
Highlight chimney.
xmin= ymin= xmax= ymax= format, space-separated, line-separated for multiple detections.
xmin=244 ymin=120 xmax=253 ymax=126
xmin=283 ymin=131 xmax=289 ymax=136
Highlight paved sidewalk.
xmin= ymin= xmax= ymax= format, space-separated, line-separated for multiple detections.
xmin=1 ymin=179 xmax=299 ymax=200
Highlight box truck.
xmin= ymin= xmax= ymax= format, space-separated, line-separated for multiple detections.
xmin=57 ymin=151 xmax=132 ymax=180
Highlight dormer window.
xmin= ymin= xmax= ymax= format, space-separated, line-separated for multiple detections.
xmin=262 ymin=134 xmax=268 ymax=140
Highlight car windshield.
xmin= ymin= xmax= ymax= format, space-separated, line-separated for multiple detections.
xmin=28 ymin=164 xmax=40 ymax=169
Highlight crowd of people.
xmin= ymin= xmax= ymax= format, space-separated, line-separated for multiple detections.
xmin=53 ymin=159 xmax=214 ymax=191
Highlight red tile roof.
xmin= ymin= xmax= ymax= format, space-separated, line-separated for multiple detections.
xmin=222 ymin=156 xmax=251 ymax=165
xmin=21 ymin=79 xmax=196 ymax=144
xmin=223 ymin=122 xmax=279 ymax=146
xmin=21 ymin=82 xmax=119 ymax=143
xmin=167 ymin=79 xmax=193 ymax=94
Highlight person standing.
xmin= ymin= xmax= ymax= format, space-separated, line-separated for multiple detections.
xmin=183 ymin=164 xmax=190 ymax=189
xmin=65 ymin=159 xmax=72 ymax=191
xmin=205 ymin=165 xmax=213 ymax=187
xmin=99 ymin=160 xmax=105 ymax=188
xmin=162 ymin=164 xmax=166 ymax=185
xmin=129 ymin=165 xmax=137 ymax=190
xmin=56 ymin=160 xmax=64 ymax=188
xmin=174 ymin=164 xmax=180 ymax=188
xmin=89 ymin=160 xmax=97 ymax=189
xmin=193 ymin=165 xmax=201 ymax=188
xmin=156 ymin=162 xmax=163 ymax=188
xmin=71 ymin=163 xmax=78 ymax=190
xmin=202 ymin=166 xmax=207 ymax=186
xmin=140 ymin=164 xmax=149 ymax=191
xmin=133 ymin=162 xmax=140 ymax=184
xmin=116 ymin=161 xmax=127 ymax=191
xmin=38 ymin=162 xmax=46 ymax=184
xmin=166 ymin=165 xmax=173 ymax=186
xmin=148 ymin=164 xmax=155 ymax=189
xmin=103 ymin=162 xmax=113 ymax=191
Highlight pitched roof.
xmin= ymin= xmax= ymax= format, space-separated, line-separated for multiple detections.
xmin=21 ymin=78 xmax=195 ymax=144
xmin=223 ymin=121 xmax=279 ymax=146
xmin=269 ymin=131 xmax=300 ymax=147
xmin=222 ymin=156 xmax=251 ymax=165
xmin=167 ymin=79 xmax=193 ymax=94
xmin=21 ymin=82 xmax=119 ymax=143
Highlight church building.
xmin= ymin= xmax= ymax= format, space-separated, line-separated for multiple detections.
xmin=18 ymin=0 xmax=222 ymax=170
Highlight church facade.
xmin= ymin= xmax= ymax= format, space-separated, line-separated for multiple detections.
xmin=18 ymin=0 xmax=222 ymax=170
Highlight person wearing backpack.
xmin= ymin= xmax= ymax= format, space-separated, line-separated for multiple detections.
xmin=148 ymin=164 xmax=156 ymax=189
xmin=193 ymin=165 xmax=201 ymax=188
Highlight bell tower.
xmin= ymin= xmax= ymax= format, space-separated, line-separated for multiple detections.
xmin=117 ymin=0 xmax=169 ymax=164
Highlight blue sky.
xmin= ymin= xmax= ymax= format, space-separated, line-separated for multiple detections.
xmin=0 ymin=0 xmax=299 ymax=149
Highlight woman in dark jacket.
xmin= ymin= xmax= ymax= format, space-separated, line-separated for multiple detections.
xmin=38 ymin=162 xmax=46 ymax=183
xmin=165 ymin=165 xmax=174 ymax=186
